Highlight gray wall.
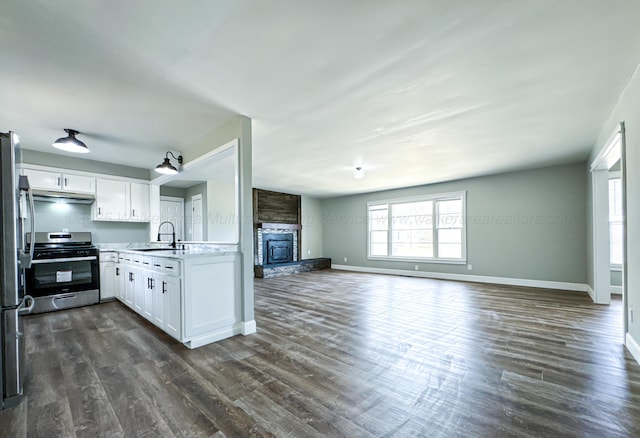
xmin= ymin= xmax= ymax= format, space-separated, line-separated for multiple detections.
xmin=21 ymin=149 xmax=150 ymax=180
xmin=34 ymin=202 xmax=149 ymax=244
xmin=589 ymin=66 xmax=640 ymax=342
xmin=321 ymin=162 xmax=587 ymax=284
xmin=160 ymin=186 xmax=187 ymax=198
xmin=301 ymin=195 xmax=323 ymax=258
xmin=611 ymin=270 xmax=622 ymax=288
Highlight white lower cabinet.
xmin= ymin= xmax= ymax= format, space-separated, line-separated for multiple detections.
xmin=114 ymin=251 xmax=239 ymax=348
xmin=115 ymin=261 xmax=125 ymax=301
xmin=159 ymin=274 xmax=181 ymax=340
xmin=99 ymin=251 xmax=116 ymax=300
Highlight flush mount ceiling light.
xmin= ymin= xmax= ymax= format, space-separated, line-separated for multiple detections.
xmin=155 ymin=151 xmax=183 ymax=175
xmin=354 ymin=166 xmax=365 ymax=179
xmin=52 ymin=129 xmax=89 ymax=153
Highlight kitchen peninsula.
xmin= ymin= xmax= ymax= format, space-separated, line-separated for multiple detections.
xmin=101 ymin=246 xmax=240 ymax=349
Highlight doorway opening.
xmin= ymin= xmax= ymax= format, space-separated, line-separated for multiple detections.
xmin=590 ymin=122 xmax=627 ymax=335
xmin=160 ymin=196 xmax=185 ymax=243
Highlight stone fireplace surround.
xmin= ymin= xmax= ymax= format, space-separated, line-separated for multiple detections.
xmin=255 ymin=224 xmax=299 ymax=266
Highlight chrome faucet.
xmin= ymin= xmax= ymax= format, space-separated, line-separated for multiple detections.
xmin=157 ymin=221 xmax=176 ymax=248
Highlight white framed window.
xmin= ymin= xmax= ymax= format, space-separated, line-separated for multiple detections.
xmin=609 ymin=175 xmax=623 ymax=267
xmin=367 ymin=191 xmax=466 ymax=263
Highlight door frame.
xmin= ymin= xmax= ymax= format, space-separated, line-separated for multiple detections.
xmin=191 ymin=194 xmax=203 ymax=241
xmin=590 ymin=122 xmax=627 ymax=331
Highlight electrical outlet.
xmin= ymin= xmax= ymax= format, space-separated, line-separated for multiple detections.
xmin=414 ymin=265 xmax=419 ymax=271
xmin=344 ymin=257 xmax=348 ymax=263
xmin=467 ymin=264 xmax=473 ymax=271
xmin=630 ymin=308 xmax=635 ymax=323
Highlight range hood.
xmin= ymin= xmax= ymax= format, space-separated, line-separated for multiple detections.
xmin=32 ymin=189 xmax=95 ymax=204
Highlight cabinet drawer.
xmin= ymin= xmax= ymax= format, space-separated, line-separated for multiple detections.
xmin=153 ymin=258 xmax=181 ymax=275
xmin=100 ymin=251 xmax=117 ymax=262
xmin=141 ymin=256 xmax=153 ymax=268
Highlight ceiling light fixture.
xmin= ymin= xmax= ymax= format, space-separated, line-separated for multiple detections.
xmin=52 ymin=129 xmax=89 ymax=153
xmin=155 ymin=151 xmax=183 ymax=175
xmin=354 ymin=166 xmax=365 ymax=179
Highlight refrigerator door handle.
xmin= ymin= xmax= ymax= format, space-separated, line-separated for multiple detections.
xmin=17 ymin=295 xmax=34 ymax=315
xmin=18 ymin=175 xmax=35 ymax=268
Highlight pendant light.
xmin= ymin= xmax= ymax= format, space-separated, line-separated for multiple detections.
xmin=52 ymin=129 xmax=89 ymax=154
xmin=155 ymin=151 xmax=183 ymax=175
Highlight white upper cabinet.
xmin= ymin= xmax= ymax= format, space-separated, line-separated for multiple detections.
xmin=94 ymin=178 xmax=129 ymax=221
xmin=23 ymin=168 xmax=95 ymax=194
xmin=94 ymin=178 xmax=151 ymax=222
xmin=130 ymin=182 xmax=150 ymax=222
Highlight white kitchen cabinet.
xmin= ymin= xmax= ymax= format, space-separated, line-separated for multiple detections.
xmin=141 ymin=257 xmax=154 ymax=319
xmin=123 ymin=258 xmax=140 ymax=309
xmin=23 ymin=168 xmax=95 ymax=193
xmin=151 ymin=257 xmax=182 ymax=340
xmin=183 ymin=255 xmax=239 ymax=340
xmin=161 ymin=274 xmax=181 ymax=340
xmin=99 ymin=251 xmax=117 ymax=300
xmin=95 ymin=179 xmax=128 ymax=221
xmin=94 ymin=178 xmax=150 ymax=222
xmin=115 ymin=261 xmax=125 ymax=301
xmin=131 ymin=257 xmax=144 ymax=314
xmin=115 ymin=251 xmax=239 ymax=348
xmin=130 ymin=182 xmax=150 ymax=222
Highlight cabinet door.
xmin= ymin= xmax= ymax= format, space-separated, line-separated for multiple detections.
xmin=153 ymin=275 xmax=166 ymax=328
xmin=62 ymin=174 xmax=95 ymax=194
xmin=99 ymin=262 xmax=115 ymax=300
xmin=23 ymin=169 xmax=61 ymax=191
xmin=124 ymin=266 xmax=136 ymax=308
xmin=133 ymin=266 xmax=144 ymax=314
xmin=163 ymin=275 xmax=181 ymax=340
xmin=130 ymin=183 xmax=150 ymax=222
xmin=115 ymin=263 xmax=125 ymax=301
xmin=142 ymin=271 xmax=154 ymax=320
xmin=95 ymin=179 xmax=129 ymax=221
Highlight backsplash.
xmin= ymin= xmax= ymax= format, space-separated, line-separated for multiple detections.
xmin=34 ymin=202 xmax=149 ymax=244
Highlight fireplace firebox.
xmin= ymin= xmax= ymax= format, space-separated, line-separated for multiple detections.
xmin=263 ymin=233 xmax=294 ymax=265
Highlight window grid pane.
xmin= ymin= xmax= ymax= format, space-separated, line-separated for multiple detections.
xmin=368 ymin=194 xmax=465 ymax=261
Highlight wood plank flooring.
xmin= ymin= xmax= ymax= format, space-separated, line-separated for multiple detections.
xmin=1 ymin=270 xmax=639 ymax=437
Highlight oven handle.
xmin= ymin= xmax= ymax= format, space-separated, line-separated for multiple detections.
xmin=30 ymin=256 xmax=98 ymax=264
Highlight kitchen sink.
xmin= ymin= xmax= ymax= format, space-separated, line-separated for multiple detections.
xmin=133 ymin=248 xmax=180 ymax=252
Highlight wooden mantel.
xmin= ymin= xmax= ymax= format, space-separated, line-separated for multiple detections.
xmin=256 ymin=223 xmax=302 ymax=230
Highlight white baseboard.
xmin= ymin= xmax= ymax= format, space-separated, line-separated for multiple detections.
xmin=331 ymin=264 xmax=588 ymax=292
xmin=185 ymin=324 xmax=242 ymax=349
xmin=586 ymin=284 xmax=596 ymax=301
xmin=241 ymin=320 xmax=257 ymax=335
xmin=611 ymin=286 xmax=623 ymax=295
xmin=625 ymin=332 xmax=640 ymax=365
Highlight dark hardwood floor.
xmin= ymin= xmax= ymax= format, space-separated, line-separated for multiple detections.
xmin=1 ymin=270 xmax=639 ymax=437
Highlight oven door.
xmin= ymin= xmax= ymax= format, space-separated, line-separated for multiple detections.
xmin=25 ymin=256 xmax=99 ymax=298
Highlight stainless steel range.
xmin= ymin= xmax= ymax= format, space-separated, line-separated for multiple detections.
xmin=25 ymin=232 xmax=100 ymax=313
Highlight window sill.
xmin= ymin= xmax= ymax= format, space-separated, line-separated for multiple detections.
xmin=610 ymin=265 xmax=622 ymax=272
xmin=367 ymin=256 xmax=467 ymax=265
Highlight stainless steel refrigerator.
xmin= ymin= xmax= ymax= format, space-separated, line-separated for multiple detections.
xmin=0 ymin=131 xmax=35 ymax=409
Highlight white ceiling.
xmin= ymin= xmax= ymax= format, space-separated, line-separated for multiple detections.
xmin=2 ymin=1 xmax=640 ymax=197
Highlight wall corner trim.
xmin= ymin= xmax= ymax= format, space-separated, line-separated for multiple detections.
xmin=331 ymin=264 xmax=588 ymax=292
xmin=241 ymin=320 xmax=257 ymax=336
xmin=586 ymin=284 xmax=596 ymax=301
xmin=625 ymin=332 xmax=640 ymax=365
